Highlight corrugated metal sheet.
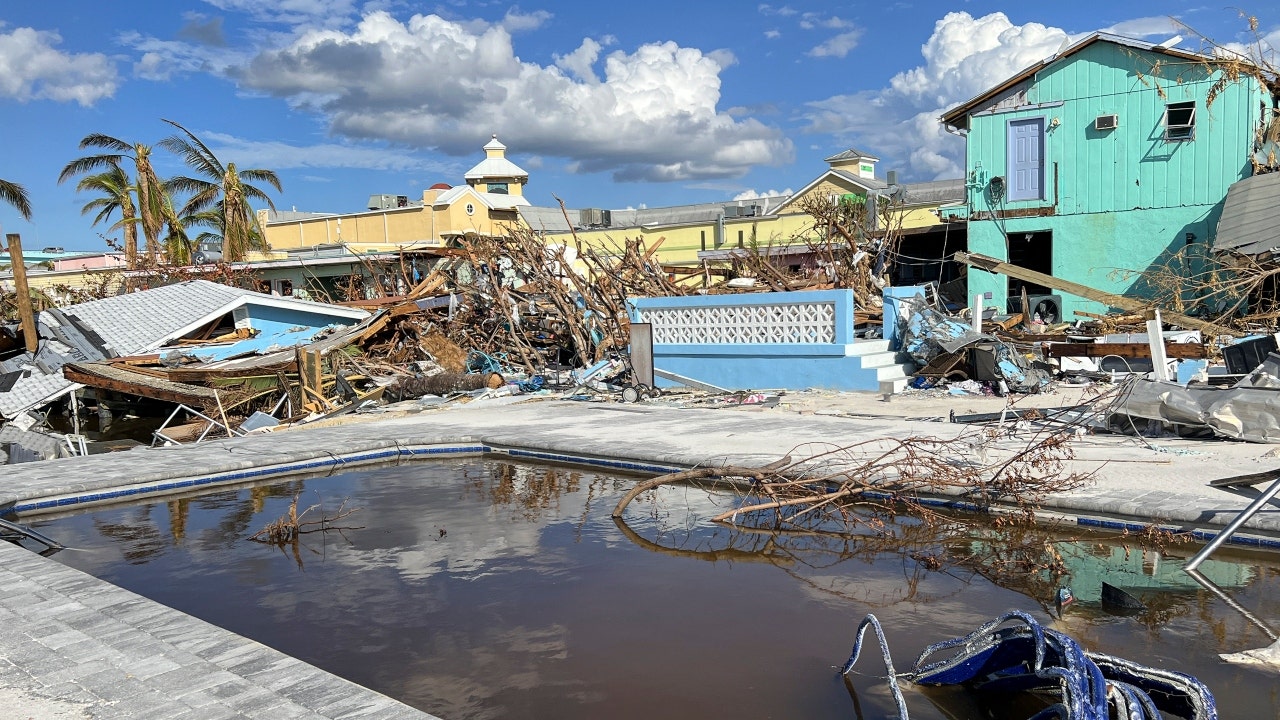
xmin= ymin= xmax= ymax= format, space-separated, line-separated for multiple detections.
xmin=0 ymin=280 xmax=352 ymax=419
xmin=901 ymin=179 xmax=964 ymax=206
xmin=1215 ymin=172 xmax=1280 ymax=255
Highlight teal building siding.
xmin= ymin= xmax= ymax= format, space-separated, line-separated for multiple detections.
xmin=956 ymin=40 xmax=1268 ymax=318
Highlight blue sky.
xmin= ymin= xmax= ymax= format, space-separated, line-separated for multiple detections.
xmin=0 ymin=1 xmax=1272 ymax=251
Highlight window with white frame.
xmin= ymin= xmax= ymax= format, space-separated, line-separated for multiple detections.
xmin=1164 ymin=101 xmax=1196 ymax=141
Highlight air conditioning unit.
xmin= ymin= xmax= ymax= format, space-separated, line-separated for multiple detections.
xmin=740 ymin=204 xmax=759 ymax=217
xmin=1008 ymin=294 xmax=1064 ymax=325
xmin=579 ymin=208 xmax=610 ymax=227
xmin=1095 ymin=114 xmax=1119 ymax=131
xmin=368 ymin=194 xmax=404 ymax=210
xmin=722 ymin=205 xmax=743 ymax=217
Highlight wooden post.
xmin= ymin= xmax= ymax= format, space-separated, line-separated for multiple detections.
xmin=6 ymin=234 xmax=39 ymax=353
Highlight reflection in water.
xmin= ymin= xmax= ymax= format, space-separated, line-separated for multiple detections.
xmin=92 ymin=505 xmax=166 ymax=564
xmin=24 ymin=460 xmax=1280 ymax=720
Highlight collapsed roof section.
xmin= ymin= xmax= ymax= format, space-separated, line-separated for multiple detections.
xmin=0 ymin=280 xmax=368 ymax=420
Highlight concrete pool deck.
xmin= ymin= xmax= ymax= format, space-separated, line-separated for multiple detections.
xmin=4 ymin=391 xmax=1280 ymax=717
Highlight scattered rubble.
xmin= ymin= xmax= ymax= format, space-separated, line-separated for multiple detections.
xmin=9 ymin=187 xmax=1280 ymax=462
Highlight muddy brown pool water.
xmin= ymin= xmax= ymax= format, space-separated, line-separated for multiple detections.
xmin=26 ymin=459 xmax=1280 ymax=719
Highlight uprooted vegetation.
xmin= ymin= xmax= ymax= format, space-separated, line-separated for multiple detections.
xmin=386 ymin=194 xmax=906 ymax=374
xmin=609 ymin=403 xmax=1194 ymax=610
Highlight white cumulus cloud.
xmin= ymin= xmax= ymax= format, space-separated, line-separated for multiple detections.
xmin=122 ymin=31 xmax=250 ymax=81
xmin=803 ymin=11 xmax=1072 ymax=180
xmin=500 ymin=9 xmax=553 ymax=33
xmin=1103 ymin=16 xmax=1180 ymax=39
xmin=733 ymin=187 xmax=793 ymax=200
xmin=0 ymin=26 xmax=118 ymax=106
xmin=233 ymin=11 xmax=792 ymax=181
xmin=808 ymin=29 xmax=863 ymax=58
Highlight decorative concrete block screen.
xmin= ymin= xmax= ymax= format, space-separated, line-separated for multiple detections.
xmin=641 ymin=298 xmax=839 ymax=345
xmin=630 ymin=289 xmax=891 ymax=391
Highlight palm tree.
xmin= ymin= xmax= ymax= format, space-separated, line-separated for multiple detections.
xmin=160 ymin=194 xmax=192 ymax=265
xmin=72 ymin=163 xmax=139 ymax=264
xmin=0 ymin=178 xmax=32 ymax=220
xmin=160 ymin=119 xmax=281 ymax=262
xmin=59 ymin=134 xmax=168 ymax=264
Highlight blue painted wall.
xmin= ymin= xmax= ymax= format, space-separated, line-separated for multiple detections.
xmin=630 ymin=290 xmax=892 ymax=391
xmin=959 ymin=40 xmax=1268 ymax=317
xmin=182 ymin=302 xmax=362 ymax=362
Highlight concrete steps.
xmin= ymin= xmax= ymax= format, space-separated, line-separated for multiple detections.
xmin=848 ymin=340 xmax=915 ymax=396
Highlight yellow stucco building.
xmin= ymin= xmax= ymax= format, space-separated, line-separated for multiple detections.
xmin=260 ymin=135 xmax=530 ymax=254
xmin=260 ymin=140 xmax=965 ymax=285
xmin=524 ymin=148 xmax=965 ymax=285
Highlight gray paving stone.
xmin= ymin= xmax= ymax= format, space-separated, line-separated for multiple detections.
xmin=36 ymin=681 xmax=99 ymax=705
xmin=39 ymin=658 xmax=115 ymax=686
xmin=122 ymin=654 xmax=184 ymax=681
xmin=107 ymin=688 xmax=178 ymax=717
xmin=78 ymin=666 xmax=148 ymax=703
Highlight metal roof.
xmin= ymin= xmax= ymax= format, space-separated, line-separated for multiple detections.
xmin=1215 ymin=172 xmax=1280 ymax=256
xmin=0 ymin=280 xmax=367 ymax=419
xmin=518 ymin=206 xmax=574 ymax=233
xmin=941 ymin=32 xmax=1217 ymax=127
xmin=463 ymin=156 xmax=529 ymax=181
xmin=830 ymin=169 xmax=888 ymax=190
xmin=64 ymin=281 xmax=259 ymax=356
xmin=520 ymin=195 xmax=793 ymax=234
xmin=824 ymin=148 xmax=880 ymax=163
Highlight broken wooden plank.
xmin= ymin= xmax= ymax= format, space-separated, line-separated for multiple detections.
xmin=1043 ymin=342 xmax=1208 ymax=360
xmin=1210 ymin=468 xmax=1280 ymax=488
xmin=63 ymin=362 xmax=218 ymax=406
xmin=992 ymin=313 xmax=1025 ymax=332
xmin=954 ymin=251 xmax=1229 ymax=336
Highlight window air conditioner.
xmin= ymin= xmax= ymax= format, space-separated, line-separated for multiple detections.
xmin=1094 ymin=114 xmax=1118 ymax=131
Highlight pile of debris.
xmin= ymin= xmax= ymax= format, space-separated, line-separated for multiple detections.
xmin=12 ymin=189 xmax=1280 ymax=459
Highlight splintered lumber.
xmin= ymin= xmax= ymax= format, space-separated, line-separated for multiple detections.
xmin=1044 ymin=342 xmax=1208 ymax=360
xmin=407 ymin=269 xmax=448 ymax=298
xmin=296 ymin=347 xmax=329 ymax=411
xmin=1210 ymin=468 xmax=1280 ymax=488
xmin=954 ymin=251 xmax=1229 ymax=336
xmin=6 ymin=235 xmax=38 ymax=353
xmin=297 ymin=347 xmax=323 ymax=396
xmin=63 ymin=362 xmax=218 ymax=405
xmin=993 ymin=313 xmax=1025 ymax=331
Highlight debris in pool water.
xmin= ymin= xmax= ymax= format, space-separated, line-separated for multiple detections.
xmin=250 ymin=493 xmax=363 ymax=545
xmin=840 ymin=610 xmax=1217 ymax=719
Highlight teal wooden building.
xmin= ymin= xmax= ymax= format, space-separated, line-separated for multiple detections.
xmin=941 ymin=32 xmax=1271 ymax=320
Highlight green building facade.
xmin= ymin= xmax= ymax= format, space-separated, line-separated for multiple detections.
xmin=941 ymin=33 xmax=1270 ymax=320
